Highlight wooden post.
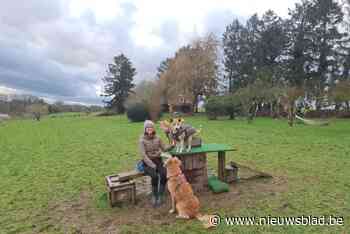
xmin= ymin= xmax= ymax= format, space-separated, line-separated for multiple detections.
xmin=218 ymin=151 xmax=226 ymax=181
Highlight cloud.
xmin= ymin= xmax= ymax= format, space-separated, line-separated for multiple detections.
xmin=0 ymin=0 xmax=301 ymax=105
xmin=0 ymin=0 xmax=136 ymax=104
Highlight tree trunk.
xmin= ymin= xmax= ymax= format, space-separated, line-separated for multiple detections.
xmin=288 ymin=101 xmax=295 ymax=127
xmin=270 ymin=102 xmax=274 ymax=118
xmin=192 ymin=96 xmax=198 ymax=114
xmin=335 ymin=103 xmax=340 ymax=111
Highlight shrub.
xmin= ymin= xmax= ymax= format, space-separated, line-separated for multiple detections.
xmin=205 ymin=96 xmax=226 ymax=120
xmin=205 ymin=95 xmax=243 ymax=120
xmin=126 ymin=102 xmax=150 ymax=122
xmin=222 ymin=95 xmax=241 ymax=119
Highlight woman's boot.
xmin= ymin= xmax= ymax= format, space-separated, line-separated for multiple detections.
xmin=151 ymin=186 xmax=159 ymax=208
xmin=157 ymin=184 xmax=166 ymax=206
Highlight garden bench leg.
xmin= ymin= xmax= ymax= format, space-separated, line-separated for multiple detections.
xmin=218 ymin=151 xmax=226 ymax=181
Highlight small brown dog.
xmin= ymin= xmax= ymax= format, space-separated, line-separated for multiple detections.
xmin=163 ymin=154 xmax=215 ymax=228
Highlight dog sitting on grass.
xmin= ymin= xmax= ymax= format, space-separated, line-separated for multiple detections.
xmin=161 ymin=153 xmax=215 ymax=229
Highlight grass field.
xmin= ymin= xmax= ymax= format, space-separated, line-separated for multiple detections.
xmin=0 ymin=115 xmax=349 ymax=233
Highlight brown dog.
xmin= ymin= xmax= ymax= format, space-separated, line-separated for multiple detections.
xmin=163 ymin=155 xmax=216 ymax=228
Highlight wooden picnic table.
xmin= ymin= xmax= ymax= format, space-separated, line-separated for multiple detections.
xmin=169 ymin=143 xmax=236 ymax=182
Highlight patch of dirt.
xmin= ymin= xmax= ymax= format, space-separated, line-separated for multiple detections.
xmin=45 ymin=175 xmax=288 ymax=234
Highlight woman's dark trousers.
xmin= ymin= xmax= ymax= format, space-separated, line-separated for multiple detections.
xmin=143 ymin=158 xmax=167 ymax=205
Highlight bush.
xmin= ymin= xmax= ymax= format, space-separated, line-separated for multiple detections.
xmin=205 ymin=96 xmax=226 ymax=120
xmin=222 ymin=95 xmax=241 ymax=119
xmin=205 ymin=95 xmax=242 ymax=120
xmin=126 ymin=102 xmax=150 ymax=122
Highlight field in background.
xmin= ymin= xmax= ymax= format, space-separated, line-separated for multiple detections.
xmin=0 ymin=115 xmax=349 ymax=233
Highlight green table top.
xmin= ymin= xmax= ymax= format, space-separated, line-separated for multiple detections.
xmin=169 ymin=143 xmax=236 ymax=156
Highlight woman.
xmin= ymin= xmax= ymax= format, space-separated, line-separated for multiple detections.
xmin=139 ymin=120 xmax=173 ymax=207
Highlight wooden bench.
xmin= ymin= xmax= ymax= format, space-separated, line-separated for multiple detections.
xmin=105 ymin=170 xmax=144 ymax=206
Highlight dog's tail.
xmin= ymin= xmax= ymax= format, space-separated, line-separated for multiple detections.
xmin=195 ymin=213 xmax=218 ymax=229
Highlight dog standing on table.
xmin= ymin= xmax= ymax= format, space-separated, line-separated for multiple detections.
xmin=161 ymin=153 xmax=215 ymax=229
xmin=160 ymin=118 xmax=201 ymax=153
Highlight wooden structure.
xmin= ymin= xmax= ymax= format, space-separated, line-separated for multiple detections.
xmin=105 ymin=172 xmax=144 ymax=206
xmin=175 ymin=152 xmax=208 ymax=193
xmin=105 ymin=144 xmax=235 ymax=206
xmin=168 ymin=94 xmax=193 ymax=114
xmin=170 ymin=143 xmax=235 ymax=193
xmin=225 ymin=163 xmax=239 ymax=183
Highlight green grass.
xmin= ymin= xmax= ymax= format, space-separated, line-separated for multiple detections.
xmin=0 ymin=115 xmax=349 ymax=233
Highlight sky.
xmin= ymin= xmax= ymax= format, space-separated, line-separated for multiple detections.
xmin=0 ymin=0 xmax=301 ymax=105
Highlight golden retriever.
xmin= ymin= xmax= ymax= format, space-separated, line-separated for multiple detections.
xmin=163 ymin=155 xmax=216 ymax=228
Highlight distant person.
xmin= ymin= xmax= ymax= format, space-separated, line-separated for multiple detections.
xmin=139 ymin=120 xmax=174 ymax=207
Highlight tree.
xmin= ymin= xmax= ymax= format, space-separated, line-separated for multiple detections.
xmin=223 ymin=19 xmax=247 ymax=92
xmin=26 ymin=104 xmax=49 ymax=121
xmin=307 ymin=0 xmax=344 ymax=108
xmin=330 ymin=80 xmax=350 ymax=110
xmin=286 ymin=0 xmax=344 ymax=109
xmin=156 ymin=58 xmax=171 ymax=78
xmin=101 ymin=54 xmax=136 ymax=114
xmin=223 ymin=11 xmax=287 ymax=92
xmin=340 ymin=0 xmax=350 ymax=80
xmin=256 ymin=10 xmax=288 ymax=86
xmin=161 ymin=34 xmax=220 ymax=112
xmin=280 ymin=87 xmax=304 ymax=126
xmin=126 ymin=79 xmax=162 ymax=121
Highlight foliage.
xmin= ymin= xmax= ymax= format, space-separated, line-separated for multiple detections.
xmin=48 ymin=101 xmax=103 ymax=114
xmin=101 ymin=54 xmax=136 ymax=114
xmin=156 ymin=58 xmax=171 ymax=79
xmin=205 ymin=95 xmax=241 ymax=120
xmin=205 ymin=96 xmax=226 ymax=119
xmin=126 ymin=102 xmax=150 ymax=122
xmin=330 ymin=80 xmax=350 ymax=110
xmin=126 ymin=79 xmax=162 ymax=121
xmin=222 ymin=0 xmax=347 ymax=111
xmin=280 ymin=86 xmax=305 ymax=126
xmin=159 ymin=34 xmax=220 ymax=111
xmin=223 ymin=11 xmax=287 ymax=92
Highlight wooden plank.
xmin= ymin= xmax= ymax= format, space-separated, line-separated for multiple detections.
xmin=232 ymin=162 xmax=273 ymax=179
xmin=198 ymin=153 xmax=207 ymax=169
xmin=218 ymin=151 xmax=226 ymax=181
xmin=186 ymin=154 xmax=193 ymax=170
xmin=117 ymin=170 xmax=144 ymax=182
xmin=170 ymin=143 xmax=236 ymax=156
xmin=108 ymin=180 xmax=136 ymax=189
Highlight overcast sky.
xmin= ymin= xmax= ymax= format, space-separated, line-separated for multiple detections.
xmin=0 ymin=0 xmax=300 ymax=105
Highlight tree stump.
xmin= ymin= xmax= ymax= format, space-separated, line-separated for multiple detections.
xmin=176 ymin=153 xmax=208 ymax=193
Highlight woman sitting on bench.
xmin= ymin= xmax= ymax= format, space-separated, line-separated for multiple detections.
xmin=139 ymin=120 xmax=174 ymax=208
